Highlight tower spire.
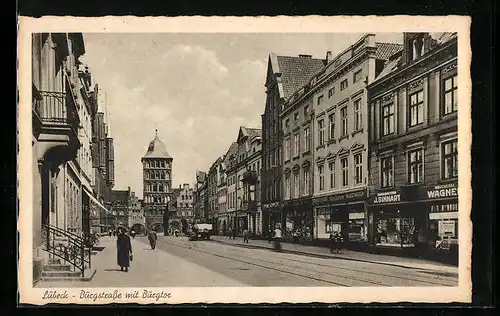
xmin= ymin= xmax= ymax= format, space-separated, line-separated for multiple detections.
xmin=155 ymin=129 xmax=158 ymax=137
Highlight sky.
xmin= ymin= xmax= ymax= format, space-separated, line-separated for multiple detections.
xmin=79 ymin=33 xmax=403 ymax=198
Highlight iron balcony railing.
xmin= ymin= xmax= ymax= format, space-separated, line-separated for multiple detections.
xmin=34 ymin=90 xmax=78 ymax=127
xmin=42 ymin=224 xmax=91 ymax=277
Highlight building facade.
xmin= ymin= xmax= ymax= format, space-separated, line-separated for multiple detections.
xmin=128 ymin=193 xmax=145 ymax=234
xmin=207 ymin=157 xmax=223 ymax=230
xmin=217 ymin=143 xmax=237 ymax=235
xmin=141 ymin=130 xmax=173 ymax=232
xmin=193 ymin=171 xmax=207 ymax=221
xmin=309 ymin=35 xmax=402 ymax=246
xmin=367 ymin=33 xmax=458 ymax=258
xmin=261 ymin=53 xmax=326 ymax=237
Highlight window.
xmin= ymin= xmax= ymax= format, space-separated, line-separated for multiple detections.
xmin=328 ymin=161 xmax=335 ymax=189
xmin=409 ymin=90 xmax=424 ymax=126
xmin=381 ymin=102 xmax=395 ymax=136
xmin=353 ymin=69 xmax=363 ymax=83
xmin=293 ymin=173 xmax=300 ymax=198
xmin=317 ymin=95 xmax=324 ymax=105
xmin=340 ymin=79 xmax=348 ymax=91
xmin=153 ymin=183 xmax=157 ymax=192
xmin=328 ymin=112 xmax=335 ymax=141
xmin=340 ymin=106 xmax=348 ymax=137
xmin=294 ymin=112 xmax=299 ymax=121
xmin=304 ymin=105 xmax=309 ymax=117
xmin=328 ymin=87 xmax=335 ymax=98
xmin=285 ymin=174 xmax=291 ymax=199
xmin=443 ymin=75 xmax=458 ymax=115
xmin=318 ymin=119 xmax=325 ymax=146
xmin=442 ymin=139 xmax=458 ymax=179
xmin=303 ymin=169 xmax=310 ymax=195
xmin=408 ymin=148 xmax=423 ymax=183
xmin=354 ymin=153 xmax=363 ymax=184
xmin=285 ymin=119 xmax=289 ymax=129
xmin=319 ymin=165 xmax=325 ymax=191
xmin=354 ymin=99 xmax=362 ymax=130
xmin=381 ymin=156 xmax=394 ymax=188
xmin=293 ymin=133 xmax=299 ymax=157
xmin=341 ymin=158 xmax=349 ymax=187
xmin=304 ymin=127 xmax=310 ymax=152
xmin=284 ymin=138 xmax=291 ymax=161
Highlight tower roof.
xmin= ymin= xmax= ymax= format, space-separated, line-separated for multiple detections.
xmin=143 ymin=129 xmax=172 ymax=159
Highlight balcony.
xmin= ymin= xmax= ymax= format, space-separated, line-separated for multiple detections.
xmin=242 ymin=170 xmax=259 ymax=185
xmin=32 ymin=82 xmax=80 ymax=161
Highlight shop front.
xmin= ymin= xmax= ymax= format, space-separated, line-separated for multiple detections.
xmin=283 ymin=198 xmax=313 ymax=242
xmin=313 ymin=188 xmax=367 ymax=245
xmin=263 ymin=202 xmax=283 ymax=236
xmin=368 ymin=181 xmax=459 ymax=254
xmin=236 ymin=211 xmax=248 ymax=236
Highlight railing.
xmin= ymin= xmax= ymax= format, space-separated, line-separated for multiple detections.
xmin=42 ymin=224 xmax=91 ymax=277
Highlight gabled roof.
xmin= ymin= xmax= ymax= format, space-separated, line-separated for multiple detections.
xmin=196 ymin=171 xmax=206 ymax=183
xmin=238 ymin=126 xmax=262 ymax=143
xmin=375 ymin=42 xmax=404 ymax=61
xmin=223 ymin=142 xmax=239 ymax=164
xmin=268 ymin=54 xmax=326 ymax=101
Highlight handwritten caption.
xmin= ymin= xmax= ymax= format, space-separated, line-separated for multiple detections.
xmin=42 ymin=290 xmax=172 ymax=302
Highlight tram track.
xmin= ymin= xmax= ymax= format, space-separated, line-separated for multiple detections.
xmin=153 ymin=238 xmax=457 ymax=287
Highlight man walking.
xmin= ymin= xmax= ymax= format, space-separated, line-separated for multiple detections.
xmin=148 ymin=227 xmax=158 ymax=250
xmin=243 ymin=228 xmax=249 ymax=243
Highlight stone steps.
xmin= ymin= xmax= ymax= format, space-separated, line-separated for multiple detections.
xmin=40 ymin=268 xmax=96 ymax=282
xmin=43 ymin=264 xmax=71 ymax=272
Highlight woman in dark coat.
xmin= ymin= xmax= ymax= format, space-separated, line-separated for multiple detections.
xmin=148 ymin=228 xmax=158 ymax=250
xmin=116 ymin=228 xmax=132 ymax=272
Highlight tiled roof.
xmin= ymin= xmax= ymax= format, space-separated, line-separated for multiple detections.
xmin=435 ymin=32 xmax=457 ymax=44
xmin=224 ymin=142 xmax=238 ymax=163
xmin=276 ymin=55 xmax=326 ymax=100
xmin=375 ymin=42 xmax=404 ymax=61
xmin=244 ymin=127 xmax=262 ymax=139
xmin=374 ymin=55 xmax=402 ymax=82
xmin=111 ymin=190 xmax=128 ymax=203
xmin=144 ymin=134 xmax=172 ymax=159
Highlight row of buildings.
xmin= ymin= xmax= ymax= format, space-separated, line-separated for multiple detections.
xmin=31 ymin=33 xmax=117 ymax=282
xmin=194 ymin=32 xmax=458 ymax=257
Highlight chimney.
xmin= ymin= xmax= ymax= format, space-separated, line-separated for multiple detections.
xmin=298 ymin=54 xmax=312 ymax=58
xmin=326 ymin=51 xmax=333 ymax=63
xmin=179 ymin=184 xmax=182 ymax=189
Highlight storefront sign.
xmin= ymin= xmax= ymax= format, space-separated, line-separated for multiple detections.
xmin=313 ymin=189 xmax=366 ymax=206
xmin=426 ymin=183 xmax=458 ymax=199
xmin=438 ymin=220 xmax=456 ymax=237
xmin=371 ymin=191 xmax=401 ymax=204
xmin=262 ymin=202 xmax=281 ymax=210
xmin=348 ymin=212 xmax=365 ymax=220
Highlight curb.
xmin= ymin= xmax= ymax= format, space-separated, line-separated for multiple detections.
xmin=209 ymin=239 xmax=458 ymax=276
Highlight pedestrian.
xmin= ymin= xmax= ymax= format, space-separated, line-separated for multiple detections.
xmin=334 ymin=231 xmax=344 ymax=253
xmin=108 ymin=230 xmax=112 ymax=237
xmin=273 ymin=224 xmax=282 ymax=251
xmin=232 ymin=227 xmax=236 ymax=240
xmin=227 ymin=228 xmax=232 ymax=239
xmin=112 ymin=230 xmax=116 ymax=237
xmin=130 ymin=230 xmax=136 ymax=239
xmin=243 ymin=228 xmax=249 ymax=243
xmin=116 ymin=228 xmax=132 ymax=272
xmin=148 ymin=227 xmax=158 ymax=250
xmin=329 ymin=232 xmax=336 ymax=254
xmin=268 ymin=228 xmax=273 ymax=243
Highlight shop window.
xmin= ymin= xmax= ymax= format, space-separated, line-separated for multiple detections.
xmin=443 ymin=75 xmax=458 ymax=115
xmin=381 ymin=102 xmax=395 ymax=136
xmin=380 ymin=156 xmax=394 ymax=188
xmin=354 ymin=99 xmax=362 ymax=131
xmin=408 ymin=148 xmax=424 ymax=183
xmin=318 ymin=165 xmax=325 ymax=191
xmin=341 ymin=157 xmax=348 ymax=187
xmin=318 ymin=119 xmax=325 ymax=146
xmin=303 ymin=127 xmax=310 ymax=152
xmin=328 ymin=161 xmax=335 ymax=189
xmin=328 ymin=112 xmax=335 ymax=141
xmin=354 ymin=153 xmax=363 ymax=184
xmin=441 ymin=139 xmax=458 ymax=179
xmin=376 ymin=216 xmax=416 ymax=247
xmin=408 ymin=90 xmax=424 ymax=127
xmin=340 ymin=106 xmax=348 ymax=137
xmin=325 ymin=221 xmax=342 ymax=234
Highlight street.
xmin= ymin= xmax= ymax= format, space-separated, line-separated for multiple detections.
xmin=36 ymin=235 xmax=458 ymax=288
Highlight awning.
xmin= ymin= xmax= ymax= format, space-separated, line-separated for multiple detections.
xmin=83 ymin=186 xmax=109 ymax=214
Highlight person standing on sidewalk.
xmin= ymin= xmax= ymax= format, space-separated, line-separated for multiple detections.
xmin=273 ymin=224 xmax=282 ymax=251
xmin=116 ymin=228 xmax=132 ymax=272
xmin=329 ymin=232 xmax=337 ymax=254
xmin=148 ymin=228 xmax=158 ymax=250
xmin=243 ymin=228 xmax=249 ymax=243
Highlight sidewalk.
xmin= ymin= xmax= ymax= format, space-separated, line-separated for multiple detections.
xmin=210 ymin=235 xmax=458 ymax=275
xmin=36 ymin=236 xmax=244 ymax=287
